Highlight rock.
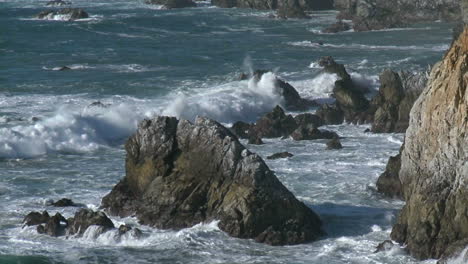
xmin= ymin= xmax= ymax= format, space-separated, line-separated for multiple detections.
xmin=376 ymin=145 xmax=403 ymax=199
xmin=145 ymin=0 xmax=196 ymax=8
xmin=23 ymin=211 xmax=50 ymax=226
xmin=101 ymin=116 xmax=324 ymax=245
xmin=371 ymin=70 xmax=427 ymax=133
xmin=248 ymin=105 xmax=297 ymax=138
xmin=43 ymin=213 xmax=67 ymax=237
xmin=46 ymin=0 xmax=71 ymax=6
xmin=211 ymin=0 xmax=237 ymax=8
xmin=212 ymin=0 xmax=332 ymax=13
xmin=290 ymin=127 xmax=338 ymax=141
xmin=326 ymin=137 xmax=342 ymax=150
xmin=248 ymin=135 xmax=264 ymax=145
xmin=37 ymin=8 xmax=89 ymax=21
xmin=364 ymin=128 xmax=371 ymax=133
xmin=294 ymin=113 xmax=323 ymax=129
xmin=266 ymin=152 xmax=293 ymax=159
xmin=88 ymin=101 xmax=111 ymax=109
xmin=322 ymin=20 xmax=351 ymax=33
xmin=229 ymin=121 xmax=252 ymax=139
xmin=52 ymin=198 xmax=75 ymax=207
xmin=277 ymin=0 xmax=309 ymax=19
xmin=389 ymin=27 xmax=468 ymax=260
xmin=67 ymin=209 xmax=114 ymax=236
xmin=437 ymin=239 xmax=468 ymax=264
xmin=315 ymin=104 xmax=344 ymax=125
xmin=332 ymin=0 xmax=461 ymax=31
xmin=374 ymin=240 xmax=396 ymax=253
xmin=31 ymin=117 xmax=41 ymax=122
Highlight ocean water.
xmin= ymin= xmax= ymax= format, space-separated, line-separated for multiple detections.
xmin=0 ymin=0 xmax=458 ymax=263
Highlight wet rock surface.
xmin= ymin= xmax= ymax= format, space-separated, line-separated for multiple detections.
xmin=102 ymin=116 xmax=324 ymax=245
xmin=145 ymin=0 xmax=197 ymax=8
xmin=266 ymin=152 xmax=293 ymax=159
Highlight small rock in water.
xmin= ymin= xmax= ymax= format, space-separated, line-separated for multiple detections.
xmin=118 ymin=224 xmax=132 ymax=235
xmin=374 ymin=240 xmax=395 ymax=253
xmin=31 ymin=117 xmax=41 ymax=122
xmin=267 ymin=152 xmax=293 ymax=160
xmin=23 ymin=211 xmax=50 ymax=226
xmin=67 ymin=209 xmax=114 ymax=236
xmin=58 ymin=66 xmax=71 ymax=71
xmin=52 ymin=198 xmax=75 ymax=207
xmin=46 ymin=0 xmax=72 ymax=6
xmin=326 ymin=137 xmax=342 ymax=150
xmin=248 ymin=135 xmax=264 ymax=145
xmin=364 ymin=128 xmax=371 ymax=133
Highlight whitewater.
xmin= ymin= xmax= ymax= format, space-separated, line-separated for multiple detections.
xmin=0 ymin=0 xmax=461 ymax=263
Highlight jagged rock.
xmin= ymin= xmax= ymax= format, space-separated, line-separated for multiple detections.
xmin=277 ymin=0 xmax=309 ymax=19
xmin=248 ymin=135 xmax=264 ymax=145
xmin=23 ymin=211 xmax=50 ymax=226
xmin=267 ymin=152 xmax=293 ymax=159
xmin=101 ymin=116 xmax=324 ymax=245
xmin=389 ymin=27 xmax=468 ymax=260
xmin=374 ymin=240 xmax=396 ymax=253
xmin=117 ymin=224 xmax=142 ymax=238
xmin=37 ymin=8 xmax=89 ymax=21
xmin=248 ymin=105 xmax=297 ymax=138
xmin=315 ymin=104 xmax=344 ymax=125
xmin=333 ymin=0 xmax=461 ymax=31
xmin=290 ymin=127 xmax=338 ymax=141
xmin=43 ymin=213 xmax=68 ymax=237
xmin=326 ymin=137 xmax=342 ymax=150
xmin=322 ymin=20 xmax=351 ymax=33
xmin=376 ymin=145 xmax=403 ymax=199
xmin=46 ymin=0 xmax=71 ymax=6
xmin=67 ymin=209 xmax=114 ymax=236
xmin=145 ymin=0 xmax=196 ymax=8
xmin=52 ymin=198 xmax=75 ymax=207
xmin=371 ymin=70 xmax=427 ymax=133
xmin=294 ymin=113 xmax=323 ymax=129
xmin=229 ymin=121 xmax=252 ymax=139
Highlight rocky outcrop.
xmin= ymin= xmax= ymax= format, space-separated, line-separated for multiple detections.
xmin=267 ymin=152 xmax=294 ymax=159
xmin=211 ymin=0 xmax=333 ymax=18
xmin=371 ymin=70 xmax=427 ymax=133
xmin=37 ymin=8 xmax=88 ymax=21
xmin=322 ymin=20 xmax=351 ymax=33
xmin=389 ymin=27 xmax=468 ymax=260
xmin=248 ymin=105 xmax=298 ymax=138
xmin=229 ymin=121 xmax=252 ymax=139
xmin=290 ymin=127 xmax=338 ymax=141
xmin=326 ymin=137 xmax=342 ymax=150
xmin=101 ymin=116 xmax=324 ymax=245
xmin=376 ymin=145 xmax=403 ymax=198
xmin=241 ymin=70 xmax=317 ymax=111
xmin=331 ymin=0 xmax=461 ymax=32
xmin=145 ymin=0 xmax=196 ymax=8
xmin=52 ymin=198 xmax=76 ymax=207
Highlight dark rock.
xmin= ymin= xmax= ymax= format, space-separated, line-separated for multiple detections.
xmin=326 ymin=137 xmax=342 ymax=150
xmin=322 ymin=20 xmax=351 ymax=33
xmin=57 ymin=66 xmax=71 ymax=71
xmin=315 ymin=104 xmax=344 ymax=125
xmin=374 ymin=240 xmax=396 ymax=253
xmin=31 ymin=117 xmax=41 ymax=122
xmin=102 ymin=116 xmax=324 ymax=245
xmin=267 ymin=152 xmax=293 ymax=159
xmin=333 ymin=0 xmax=461 ymax=32
xmin=37 ymin=8 xmax=89 ymax=21
xmin=44 ymin=213 xmax=67 ymax=237
xmin=88 ymin=101 xmax=111 ymax=109
xmin=277 ymin=0 xmax=309 ymax=19
xmin=118 ymin=224 xmax=132 ymax=235
xmin=229 ymin=121 xmax=252 ymax=139
xmin=145 ymin=0 xmax=196 ymax=8
xmin=46 ymin=0 xmax=71 ymax=6
xmin=376 ymin=145 xmax=403 ymax=199
xmin=291 ymin=127 xmax=338 ymax=141
xmin=364 ymin=128 xmax=371 ymax=133
xmin=248 ymin=135 xmax=264 ymax=145
xmin=211 ymin=0 xmax=237 ymax=8
xmin=437 ymin=239 xmax=468 ymax=264
xmin=248 ymin=105 xmax=297 ymax=138
xmin=37 ymin=225 xmax=45 ymax=234
xmin=52 ymin=198 xmax=76 ymax=207
xmin=294 ymin=113 xmax=323 ymax=129
xmin=23 ymin=211 xmax=50 ymax=226
xmin=389 ymin=27 xmax=468 ymax=260
xmin=67 ymin=209 xmax=114 ymax=236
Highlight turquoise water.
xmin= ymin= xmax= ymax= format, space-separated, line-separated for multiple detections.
xmin=0 ymin=0 xmax=456 ymax=263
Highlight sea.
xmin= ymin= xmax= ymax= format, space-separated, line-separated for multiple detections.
xmin=0 ymin=0 xmax=461 ymax=263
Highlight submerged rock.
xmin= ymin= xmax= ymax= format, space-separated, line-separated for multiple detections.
xmin=52 ymin=198 xmax=76 ymax=207
xmin=374 ymin=240 xmax=396 ymax=253
xmin=37 ymin=8 xmax=89 ymax=21
xmin=322 ymin=20 xmax=351 ymax=33
xmin=102 ymin=116 xmax=324 ymax=245
xmin=326 ymin=137 xmax=342 ymax=150
xmin=389 ymin=27 xmax=468 ymax=260
xmin=266 ymin=152 xmax=293 ymax=159
xmin=145 ymin=0 xmax=196 ymax=8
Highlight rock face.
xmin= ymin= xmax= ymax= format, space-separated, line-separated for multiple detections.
xmin=332 ymin=0 xmax=461 ymax=31
xmin=277 ymin=0 xmax=308 ymax=19
xmin=145 ymin=0 xmax=197 ymax=8
xmin=37 ymin=8 xmax=89 ymax=20
xmin=371 ymin=70 xmax=427 ymax=133
xmin=376 ymin=145 xmax=403 ymax=198
xmin=389 ymin=27 xmax=468 ymax=260
xmin=101 ymin=116 xmax=324 ymax=245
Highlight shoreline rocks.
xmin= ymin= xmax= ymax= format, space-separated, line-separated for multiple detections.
xmin=102 ymin=116 xmax=324 ymax=245
xmin=37 ymin=8 xmax=89 ymax=21
xmin=387 ymin=26 xmax=468 ymax=260
xmin=145 ymin=0 xmax=197 ymax=9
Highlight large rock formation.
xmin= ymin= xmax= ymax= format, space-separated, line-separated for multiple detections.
xmin=371 ymin=70 xmax=428 ymax=133
xmin=388 ymin=27 xmax=468 ymax=260
xmin=331 ymin=0 xmax=461 ymax=31
xmin=102 ymin=116 xmax=324 ymax=245
xmin=211 ymin=0 xmax=333 ymax=18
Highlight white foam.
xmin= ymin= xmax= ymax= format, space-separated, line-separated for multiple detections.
xmin=289 ymin=41 xmax=449 ymax=51
xmin=289 ymin=73 xmax=338 ymax=99
xmin=446 ymin=247 xmax=468 ymax=264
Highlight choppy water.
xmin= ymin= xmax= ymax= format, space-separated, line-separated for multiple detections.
xmin=0 ymin=0 xmax=459 ymax=263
